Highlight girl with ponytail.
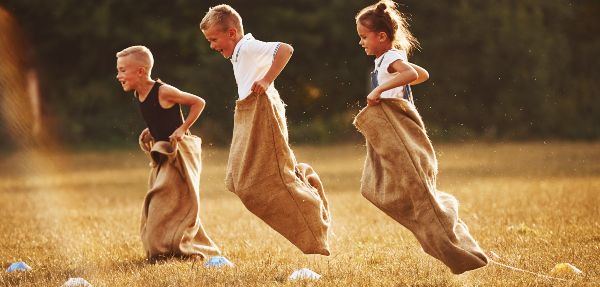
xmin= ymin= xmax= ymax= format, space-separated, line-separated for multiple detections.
xmin=353 ymin=1 xmax=489 ymax=274
xmin=356 ymin=0 xmax=428 ymax=105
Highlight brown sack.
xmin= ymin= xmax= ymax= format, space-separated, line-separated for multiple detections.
xmin=353 ymin=99 xmax=487 ymax=274
xmin=139 ymin=133 xmax=220 ymax=260
xmin=225 ymin=92 xmax=331 ymax=255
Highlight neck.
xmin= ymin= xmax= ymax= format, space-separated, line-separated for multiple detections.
xmin=135 ymin=78 xmax=155 ymax=98
xmin=374 ymin=43 xmax=394 ymax=58
xmin=233 ymin=34 xmax=244 ymax=45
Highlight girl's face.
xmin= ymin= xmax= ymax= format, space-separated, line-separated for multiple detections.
xmin=357 ymin=22 xmax=388 ymax=57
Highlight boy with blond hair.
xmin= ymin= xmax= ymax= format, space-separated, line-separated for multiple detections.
xmin=200 ymin=5 xmax=331 ymax=255
xmin=200 ymin=4 xmax=293 ymax=99
xmin=116 ymin=45 xmax=220 ymax=261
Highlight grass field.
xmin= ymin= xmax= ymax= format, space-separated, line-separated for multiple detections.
xmin=0 ymin=142 xmax=599 ymax=286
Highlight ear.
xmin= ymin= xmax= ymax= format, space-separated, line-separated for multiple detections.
xmin=137 ymin=66 xmax=146 ymax=77
xmin=227 ymin=28 xmax=237 ymax=39
xmin=377 ymin=32 xmax=387 ymax=42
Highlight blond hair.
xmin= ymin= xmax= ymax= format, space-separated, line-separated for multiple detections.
xmin=356 ymin=0 xmax=419 ymax=55
xmin=199 ymin=4 xmax=244 ymax=34
xmin=115 ymin=45 xmax=154 ymax=73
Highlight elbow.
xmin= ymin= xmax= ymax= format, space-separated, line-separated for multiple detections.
xmin=409 ymin=69 xmax=419 ymax=83
xmin=281 ymin=43 xmax=294 ymax=56
xmin=195 ymin=97 xmax=206 ymax=110
xmin=422 ymin=69 xmax=430 ymax=81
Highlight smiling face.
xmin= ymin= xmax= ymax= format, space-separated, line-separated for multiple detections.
xmin=357 ymin=22 xmax=389 ymax=57
xmin=202 ymin=24 xmax=239 ymax=59
xmin=116 ymin=56 xmax=143 ymax=92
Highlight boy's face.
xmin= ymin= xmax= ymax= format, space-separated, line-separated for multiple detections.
xmin=116 ymin=56 xmax=142 ymax=92
xmin=357 ymin=22 xmax=385 ymax=56
xmin=202 ymin=25 xmax=238 ymax=59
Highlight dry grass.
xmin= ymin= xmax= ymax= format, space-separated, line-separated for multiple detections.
xmin=0 ymin=142 xmax=599 ymax=286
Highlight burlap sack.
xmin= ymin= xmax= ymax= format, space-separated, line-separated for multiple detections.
xmin=353 ymin=98 xmax=487 ymax=274
xmin=225 ymin=92 xmax=331 ymax=256
xmin=139 ymin=133 xmax=220 ymax=260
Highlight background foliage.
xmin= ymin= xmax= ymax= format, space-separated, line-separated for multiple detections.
xmin=1 ymin=0 xmax=598 ymax=147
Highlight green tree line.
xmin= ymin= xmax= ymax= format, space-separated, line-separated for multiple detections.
xmin=1 ymin=0 xmax=598 ymax=148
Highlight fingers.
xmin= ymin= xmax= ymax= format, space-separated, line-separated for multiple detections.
xmin=252 ymin=87 xmax=264 ymax=94
xmin=366 ymin=98 xmax=380 ymax=106
xmin=169 ymin=133 xmax=184 ymax=142
xmin=139 ymin=130 xmax=147 ymax=141
xmin=140 ymin=128 xmax=150 ymax=140
xmin=251 ymin=82 xmax=266 ymax=95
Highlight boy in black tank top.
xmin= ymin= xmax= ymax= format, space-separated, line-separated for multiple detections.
xmin=116 ymin=46 xmax=204 ymax=142
xmin=115 ymin=46 xmax=221 ymax=261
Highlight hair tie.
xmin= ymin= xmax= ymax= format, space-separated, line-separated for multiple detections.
xmin=375 ymin=3 xmax=387 ymax=15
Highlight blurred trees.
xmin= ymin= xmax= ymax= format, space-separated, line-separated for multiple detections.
xmin=406 ymin=0 xmax=600 ymax=140
xmin=1 ymin=0 xmax=598 ymax=148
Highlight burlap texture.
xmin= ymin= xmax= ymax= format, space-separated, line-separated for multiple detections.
xmin=139 ymin=133 xmax=220 ymax=260
xmin=225 ymin=92 xmax=330 ymax=255
xmin=353 ymin=99 xmax=487 ymax=274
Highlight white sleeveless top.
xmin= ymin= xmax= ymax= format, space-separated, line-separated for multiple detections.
xmin=373 ymin=49 xmax=408 ymax=99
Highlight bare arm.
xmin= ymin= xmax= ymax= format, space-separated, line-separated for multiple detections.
xmin=367 ymin=60 xmax=418 ymax=106
xmin=159 ymin=84 xmax=206 ymax=140
xmin=251 ymin=43 xmax=294 ymax=95
xmin=408 ymin=63 xmax=429 ymax=85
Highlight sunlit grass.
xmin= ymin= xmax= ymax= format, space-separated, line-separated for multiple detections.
xmin=0 ymin=142 xmax=598 ymax=286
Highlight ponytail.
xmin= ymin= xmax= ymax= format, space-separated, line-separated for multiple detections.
xmin=356 ymin=0 xmax=420 ymax=55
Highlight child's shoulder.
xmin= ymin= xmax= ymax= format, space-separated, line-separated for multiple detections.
xmin=388 ymin=49 xmax=408 ymax=61
xmin=156 ymin=82 xmax=179 ymax=95
xmin=241 ymin=34 xmax=270 ymax=49
xmin=239 ymin=34 xmax=279 ymax=57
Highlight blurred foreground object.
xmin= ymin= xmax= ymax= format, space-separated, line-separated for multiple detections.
xmin=0 ymin=6 xmax=42 ymax=148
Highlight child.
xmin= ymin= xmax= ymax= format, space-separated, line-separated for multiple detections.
xmin=115 ymin=46 xmax=220 ymax=261
xmin=352 ymin=0 xmax=488 ymax=274
xmin=200 ymin=5 xmax=331 ymax=255
xmin=356 ymin=0 xmax=428 ymax=105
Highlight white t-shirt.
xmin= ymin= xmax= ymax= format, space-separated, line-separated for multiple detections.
xmin=373 ymin=49 xmax=408 ymax=99
xmin=230 ymin=33 xmax=281 ymax=100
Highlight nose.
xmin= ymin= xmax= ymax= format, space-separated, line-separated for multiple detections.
xmin=210 ymin=43 xmax=217 ymax=50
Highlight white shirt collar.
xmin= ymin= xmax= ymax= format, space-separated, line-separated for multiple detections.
xmin=231 ymin=33 xmax=254 ymax=63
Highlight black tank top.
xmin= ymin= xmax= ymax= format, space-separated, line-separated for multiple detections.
xmin=137 ymin=81 xmax=184 ymax=142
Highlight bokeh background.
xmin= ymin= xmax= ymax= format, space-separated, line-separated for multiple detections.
xmin=1 ymin=0 xmax=599 ymax=149
xmin=1 ymin=2 xmax=599 ymax=286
